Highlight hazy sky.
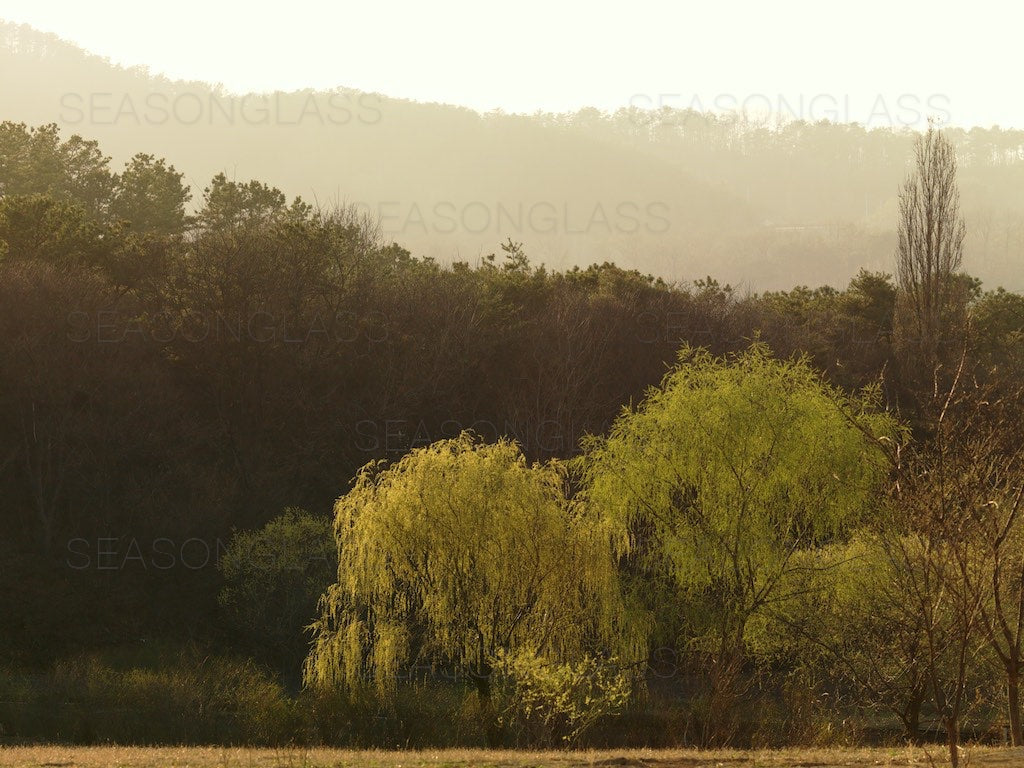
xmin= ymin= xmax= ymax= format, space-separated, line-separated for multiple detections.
xmin=1 ymin=0 xmax=1020 ymax=129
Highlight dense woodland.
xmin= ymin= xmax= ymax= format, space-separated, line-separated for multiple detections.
xmin=0 ymin=112 xmax=1023 ymax=758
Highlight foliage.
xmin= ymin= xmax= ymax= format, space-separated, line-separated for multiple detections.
xmin=197 ymin=172 xmax=310 ymax=230
xmin=304 ymin=433 xmax=646 ymax=743
xmin=0 ymin=646 xmax=294 ymax=744
xmin=579 ymin=343 xmax=900 ymax=743
xmin=581 ymin=342 xmax=897 ymax=619
xmin=111 ymin=153 xmax=191 ymax=235
xmin=0 ymin=193 xmax=110 ymax=266
xmin=492 ymin=650 xmax=633 ymax=746
xmin=0 ymin=122 xmax=114 ymax=218
xmin=218 ymin=508 xmax=336 ymax=670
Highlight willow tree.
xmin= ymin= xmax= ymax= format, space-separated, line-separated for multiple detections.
xmin=579 ymin=343 xmax=898 ymax=744
xmin=304 ymin=433 xmax=645 ymax=742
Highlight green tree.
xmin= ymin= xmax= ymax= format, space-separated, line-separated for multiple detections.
xmin=0 ymin=194 xmax=108 ymax=267
xmin=110 ymin=153 xmax=191 ymax=236
xmin=304 ymin=433 xmax=644 ymax=745
xmin=196 ymin=172 xmax=309 ymax=230
xmin=970 ymin=288 xmax=1024 ymax=381
xmin=218 ymin=508 xmax=336 ymax=673
xmin=579 ymin=343 xmax=898 ymax=744
xmin=790 ymin=533 xmax=931 ymax=743
xmin=0 ymin=122 xmax=115 ymax=218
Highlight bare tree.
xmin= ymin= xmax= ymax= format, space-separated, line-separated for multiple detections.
xmin=885 ymin=361 xmax=985 ymax=768
xmin=895 ymin=124 xmax=967 ymax=374
xmin=885 ymin=360 xmax=1024 ymax=763
xmin=956 ymin=386 xmax=1024 ymax=745
xmin=976 ymin=477 xmax=1024 ymax=745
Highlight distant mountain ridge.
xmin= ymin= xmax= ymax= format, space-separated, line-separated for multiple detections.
xmin=2 ymin=20 xmax=1023 ymax=289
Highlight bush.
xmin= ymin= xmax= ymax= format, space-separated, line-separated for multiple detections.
xmin=493 ymin=650 xmax=634 ymax=747
xmin=218 ymin=508 xmax=336 ymax=673
xmin=0 ymin=646 xmax=293 ymax=745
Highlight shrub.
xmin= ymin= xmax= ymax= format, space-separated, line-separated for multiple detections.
xmin=219 ymin=508 xmax=335 ymax=672
xmin=493 ymin=650 xmax=634 ymax=747
xmin=0 ymin=646 xmax=293 ymax=744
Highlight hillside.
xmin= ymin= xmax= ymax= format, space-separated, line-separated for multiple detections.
xmin=1 ymin=20 xmax=1022 ymax=289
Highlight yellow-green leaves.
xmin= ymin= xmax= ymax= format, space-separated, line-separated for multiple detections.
xmin=580 ymin=343 xmax=899 ymax=642
xmin=492 ymin=649 xmax=634 ymax=746
xmin=304 ymin=433 xmax=641 ymax=698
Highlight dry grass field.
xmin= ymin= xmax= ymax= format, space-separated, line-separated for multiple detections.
xmin=2 ymin=747 xmax=1024 ymax=768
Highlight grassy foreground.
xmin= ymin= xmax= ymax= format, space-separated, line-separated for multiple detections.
xmin=2 ymin=747 xmax=1024 ymax=768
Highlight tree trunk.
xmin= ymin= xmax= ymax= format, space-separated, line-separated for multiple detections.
xmin=1009 ymin=666 xmax=1023 ymax=746
xmin=905 ymin=686 xmax=924 ymax=746
xmin=473 ymin=665 xmax=500 ymax=747
xmin=944 ymin=715 xmax=960 ymax=768
xmin=704 ymin=629 xmax=744 ymax=747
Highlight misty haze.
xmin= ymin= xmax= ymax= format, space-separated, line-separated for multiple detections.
xmin=3 ymin=21 xmax=1024 ymax=290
